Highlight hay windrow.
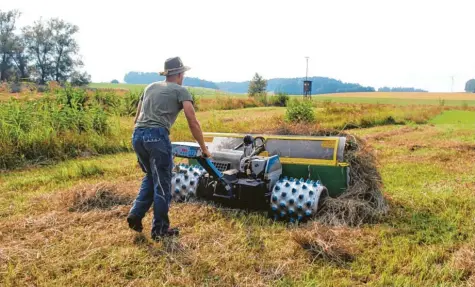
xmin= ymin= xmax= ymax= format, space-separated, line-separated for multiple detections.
xmin=272 ymin=124 xmax=388 ymax=227
xmin=62 ymin=182 xmax=135 ymax=212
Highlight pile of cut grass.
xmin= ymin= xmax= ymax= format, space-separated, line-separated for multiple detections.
xmin=272 ymin=124 xmax=388 ymax=226
xmin=63 ymin=182 xmax=134 ymax=212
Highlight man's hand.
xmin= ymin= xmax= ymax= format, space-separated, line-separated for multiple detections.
xmin=201 ymin=148 xmax=212 ymax=158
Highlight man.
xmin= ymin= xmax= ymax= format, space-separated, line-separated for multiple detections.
xmin=127 ymin=57 xmax=211 ymax=240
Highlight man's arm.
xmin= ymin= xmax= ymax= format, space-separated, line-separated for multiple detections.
xmin=183 ymin=101 xmax=211 ymax=157
xmin=134 ymin=99 xmax=142 ymax=124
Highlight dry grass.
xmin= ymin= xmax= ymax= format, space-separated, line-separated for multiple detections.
xmin=197 ymin=96 xmax=264 ymax=111
xmin=363 ymin=126 xmax=421 ymax=141
xmin=0 ymin=182 xmax=315 ymax=286
xmin=61 ymin=182 xmax=135 ymax=212
xmin=2 ymin=101 xmax=475 ymax=286
xmin=452 ymin=242 xmax=475 ymax=285
xmin=324 ymin=92 xmax=475 ymax=100
xmin=317 ymin=134 xmax=388 ymax=226
xmin=291 ymin=222 xmax=363 ymax=266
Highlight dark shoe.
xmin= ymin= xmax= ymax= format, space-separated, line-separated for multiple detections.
xmin=127 ymin=214 xmax=143 ymax=232
xmin=151 ymin=227 xmax=180 ymax=241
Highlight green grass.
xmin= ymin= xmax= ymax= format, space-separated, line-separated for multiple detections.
xmin=2 ymin=87 xmax=449 ymax=171
xmin=3 ymin=87 xmax=475 ymax=285
xmin=89 ymin=83 xmax=146 ymax=92
xmin=308 ymin=96 xmax=475 ymax=107
xmin=89 ymin=83 xmax=243 ymax=98
xmin=0 ymin=86 xmax=137 ymax=170
xmin=430 ymin=110 xmax=475 ymax=125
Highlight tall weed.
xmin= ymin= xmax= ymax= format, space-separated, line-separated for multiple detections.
xmin=0 ymin=87 xmax=130 ymax=170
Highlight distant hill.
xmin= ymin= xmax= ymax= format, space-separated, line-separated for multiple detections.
xmin=377 ymin=87 xmax=428 ymax=92
xmin=124 ymin=72 xmax=425 ymax=95
xmin=124 ymin=72 xmax=219 ymax=90
xmin=217 ymin=77 xmax=375 ymax=94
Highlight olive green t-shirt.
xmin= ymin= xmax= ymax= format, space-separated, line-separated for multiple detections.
xmin=134 ymin=81 xmax=193 ymax=132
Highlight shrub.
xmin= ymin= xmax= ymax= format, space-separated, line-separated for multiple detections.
xmin=9 ymin=82 xmax=21 ymax=93
xmin=255 ymin=93 xmax=269 ymax=106
xmin=274 ymin=92 xmax=289 ymax=106
xmin=462 ymin=101 xmax=469 ymax=110
xmin=190 ymin=90 xmax=201 ymax=111
xmin=121 ymin=90 xmax=142 ymax=116
xmin=285 ymin=98 xmax=316 ymax=123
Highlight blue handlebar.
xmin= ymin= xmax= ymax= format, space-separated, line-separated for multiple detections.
xmin=172 ymin=142 xmax=233 ymax=197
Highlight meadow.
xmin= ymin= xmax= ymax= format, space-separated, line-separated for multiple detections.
xmin=89 ymin=83 xmax=475 ymax=106
xmin=1 ymin=85 xmax=475 ymax=286
xmin=89 ymin=83 xmax=241 ymax=98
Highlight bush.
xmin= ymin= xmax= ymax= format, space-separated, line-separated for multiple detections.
xmin=121 ymin=90 xmax=142 ymax=116
xmin=189 ymin=90 xmax=201 ymax=111
xmin=275 ymin=92 xmax=289 ymax=106
xmin=255 ymin=93 xmax=269 ymax=106
xmin=9 ymin=82 xmax=21 ymax=93
xmin=285 ymin=98 xmax=316 ymax=123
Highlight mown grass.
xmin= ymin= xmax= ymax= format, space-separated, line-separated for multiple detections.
xmin=1 ymin=116 xmax=475 ymax=286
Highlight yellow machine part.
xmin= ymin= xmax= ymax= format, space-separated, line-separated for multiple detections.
xmin=202 ymin=132 xmax=348 ymax=167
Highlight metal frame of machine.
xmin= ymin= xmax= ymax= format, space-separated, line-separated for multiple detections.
xmin=171 ymin=132 xmax=350 ymax=222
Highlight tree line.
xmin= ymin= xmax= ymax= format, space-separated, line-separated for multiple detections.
xmin=0 ymin=9 xmax=90 ymax=85
xmin=378 ymin=87 xmax=428 ymax=92
xmin=124 ymin=73 xmax=377 ymax=94
xmin=123 ymin=72 xmax=219 ymax=90
xmin=465 ymin=79 xmax=475 ymax=93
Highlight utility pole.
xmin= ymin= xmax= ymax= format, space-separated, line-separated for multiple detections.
xmin=305 ymin=56 xmax=309 ymax=81
xmin=451 ymin=75 xmax=454 ymax=92
xmin=303 ymin=56 xmax=312 ymax=98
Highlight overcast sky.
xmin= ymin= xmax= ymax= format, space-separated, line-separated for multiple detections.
xmin=4 ymin=0 xmax=474 ymax=92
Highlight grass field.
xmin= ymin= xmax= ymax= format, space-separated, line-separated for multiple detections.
xmin=89 ymin=83 xmax=241 ymax=98
xmin=1 ymin=94 xmax=475 ymax=286
xmin=430 ymin=110 xmax=475 ymax=125
xmin=307 ymin=92 xmax=475 ymax=106
xmin=89 ymin=83 xmax=475 ymax=107
xmin=320 ymin=92 xmax=475 ymax=101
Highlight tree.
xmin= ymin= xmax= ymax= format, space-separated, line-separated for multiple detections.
xmin=12 ymin=34 xmax=30 ymax=80
xmin=50 ymin=18 xmax=81 ymax=82
xmin=248 ymin=72 xmax=267 ymax=97
xmin=0 ymin=9 xmax=21 ymax=81
xmin=22 ymin=18 xmax=55 ymax=84
xmin=70 ymin=70 xmax=90 ymax=86
xmin=111 ymin=79 xmax=119 ymax=84
xmin=465 ymin=79 xmax=475 ymax=93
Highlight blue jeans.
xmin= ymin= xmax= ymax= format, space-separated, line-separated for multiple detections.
xmin=129 ymin=127 xmax=173 ymax=235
